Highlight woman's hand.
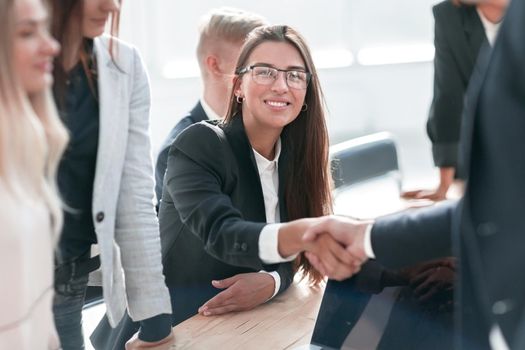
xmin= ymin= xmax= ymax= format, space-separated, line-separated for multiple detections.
xmin=277 ymin=216 xmax=369 ymax=281
xmin=198 ymin=272 xmax=275 ymax=316
xmin=303 ymin=233 xmax=360 ymax=281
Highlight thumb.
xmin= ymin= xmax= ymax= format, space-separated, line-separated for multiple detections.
xmin=302 ymin=222 xmax=326 ymax=242
xmin=212 ymin=275 xmax=239 ymax=289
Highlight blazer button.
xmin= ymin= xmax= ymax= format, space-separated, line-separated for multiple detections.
xmin=477 ymin=222 xmax=498 ymax=237
xmin=233 ymin=242 xmax=240 ymax=251
xmin=95 ymin=212 xmax=105 ymax=223
xmin=492 ymin=299 xmax=514 ymax=315
xmin=241 ymin=243 xmax=248 ymax=252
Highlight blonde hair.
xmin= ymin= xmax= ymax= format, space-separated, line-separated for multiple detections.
xmin=0 ymin=0 xmax=69 ymax=237
xmin=196 ymin=7 xmax=267 ymax=73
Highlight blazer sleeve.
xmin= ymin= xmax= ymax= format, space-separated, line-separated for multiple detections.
xmin=426 ymin=5 xmax=465 ymax=168
xmin=166 ymin=123 xmax=268 ymax=270
xmin=114 ymin=47 xmax=171 ymax=320
xmin=154 ymin=117 xmax=194 ymax=203
xmin=267 ymin=262 xmax=294 ymax=295
xmin=371 ymin=200 xmax=456 ymax=269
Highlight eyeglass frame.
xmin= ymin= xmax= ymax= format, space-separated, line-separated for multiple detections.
xmin=237 ymin=64 xmax=312 ymax=90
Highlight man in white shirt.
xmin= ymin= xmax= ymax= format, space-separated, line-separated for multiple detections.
xmin=155 ymin=8 xmax=268 ymax=203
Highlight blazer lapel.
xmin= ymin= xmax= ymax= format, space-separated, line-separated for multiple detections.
xmin=93 ymin=37 xmax=124 ymax=195
xmin=190 ymin=102 xmax=208 ymax=123
xmin=222 ymin=116 xmax=267 ymax=222
xmin=463 ymin=6 xmax=487 ymax=67
xmin=457 ymin=43 xmax=493 ymax=180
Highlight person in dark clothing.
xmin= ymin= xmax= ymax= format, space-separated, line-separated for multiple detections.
xmin=404 ymin=0 xmax=508 ymax=201
xmin=305 ymin=0 xmax=525 ymax=347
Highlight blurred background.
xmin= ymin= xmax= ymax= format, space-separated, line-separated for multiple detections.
xmin=118 ymin=0 xmax=440 ymax=190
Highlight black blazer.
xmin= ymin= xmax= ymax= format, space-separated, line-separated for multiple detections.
xmin=159 ymin=115 xmax=294 ymax=299
xmin=427 ymin=1 xmax=486 ymax=167
xmin=154 ymin=102 xmax=208 ymax=202
xmin=372 ymin=0 xmax=525 ymax=348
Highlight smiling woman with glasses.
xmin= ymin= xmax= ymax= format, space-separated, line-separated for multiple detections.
xmin=157 ymin=24 xmax=351 ymax=325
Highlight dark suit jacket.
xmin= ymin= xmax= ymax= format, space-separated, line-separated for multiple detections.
xmin=154 ymin=102 xmax=208 ymax=202
xmin=372 ymin=0 xmax=525 ymax=348
xmin=159 ymin=115 xmax=294 ymax=318
xmin=427 ymin=1 xmax=486 ymax=167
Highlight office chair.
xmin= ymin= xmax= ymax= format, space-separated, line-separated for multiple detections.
xmin=330 ymin=132 xmax=402 ymax=191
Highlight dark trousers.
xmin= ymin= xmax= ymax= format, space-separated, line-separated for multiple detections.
xmin=53 ymin=273 xmax=89 ymax=350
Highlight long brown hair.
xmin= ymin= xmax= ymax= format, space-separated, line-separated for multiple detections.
xmin=225 ymin=25 xmax=333 ymax=284
xmin=50 ymin=0 xmax=121 ymax=102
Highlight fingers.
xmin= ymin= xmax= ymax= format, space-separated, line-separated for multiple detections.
xmin=411 ymin=266 xmax=454 ymax=299
xmin=305 ymin=243 xmax=362 ymax=281
xmin=199 ymin=286 xmax=236 ymax=314
xmin=201 ymin=302 xmax=238 ymax=316
xmin=308 ymin=235 xmax=345 ymax=274
xmin=413 ymin=274 xmax=435 ymax=296
xmin=401 ymin=190 xmax=423 ymax=199
xmin=304 ymin=230 xmax=367 ymax=281
xmin=304 ymin=252 xmax=327 ymax=276
xmin=320 ymin=234 xmax=354 ymax=269
xmin=199 ymin=273 xmax=274 ymax=316
xmin=417 ymin=284 xmax=441 ymax=302
xmin=302 ymin=219 xmax=333 ymax=242
xmin=409 ymin=267 xmax=434 ymax=287
xmin=211 ymin=275 xmax=239 ymax=289
xmin=402 ymin=189 xmax=446 ymax=202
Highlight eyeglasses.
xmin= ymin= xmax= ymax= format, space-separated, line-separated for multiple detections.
xmin=238 ymin=65 xmax=312 ymax=90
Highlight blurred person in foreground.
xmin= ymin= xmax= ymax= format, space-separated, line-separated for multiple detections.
xmin=0 ymin=0 xmax=68 ymax=347
xmin=304 ymin=1 xmax=525 ymax=347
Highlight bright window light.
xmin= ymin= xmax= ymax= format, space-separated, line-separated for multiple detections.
xmin=162 ymin=59 xmax=200 ymax=79
xmin=357 ymin=43 xmax=435 ymax=66
xmin=313 ymin=49 xmax=354 ymax=69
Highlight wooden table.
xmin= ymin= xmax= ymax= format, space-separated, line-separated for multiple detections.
xmin=172 ymin=276 xmax=325 ymax=349
xmin=171 ymin=177 xmax=459 ymax=349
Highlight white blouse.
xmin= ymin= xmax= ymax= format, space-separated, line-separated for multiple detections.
xmin=0 ymin=184 xmax=58 ymax=349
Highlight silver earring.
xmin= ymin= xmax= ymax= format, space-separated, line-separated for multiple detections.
xmin=236 ymin=95 xmax=244 ymax=104
xmin=301 ymin=103 xmax=308 ymax=112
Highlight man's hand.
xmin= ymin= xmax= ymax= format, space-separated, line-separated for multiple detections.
xmin=125 ymin=331 xmax=175 ymax=350
xmin=396 ymin=258 xmax=455 ymax=311
xmin=409 ymin=265 xmax=454 ymax=303
xmin=302 ymin=232 xmax=360 ymax=280
xmin=198 ymin=272 xmax=275 ymax=316
xmin=302 ymin=216 xmax=371 ymax=280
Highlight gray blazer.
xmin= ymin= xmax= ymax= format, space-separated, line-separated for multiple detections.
xmin=89 ymin=36 xmax=171 ymax=326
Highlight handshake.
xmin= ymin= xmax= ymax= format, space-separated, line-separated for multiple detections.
xmin=280 ymin=216 xmax=373 ymax=281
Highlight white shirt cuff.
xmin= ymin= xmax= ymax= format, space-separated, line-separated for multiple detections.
xmin=490 ymin=325 xmax=510 ymax=350
xmin=259 ymin=223 xmax=297 ymax=264
xmin=363 ymin=223 xmax=376 ymax=259
xmin=258 ymin=270 xmax=281 ymax=299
